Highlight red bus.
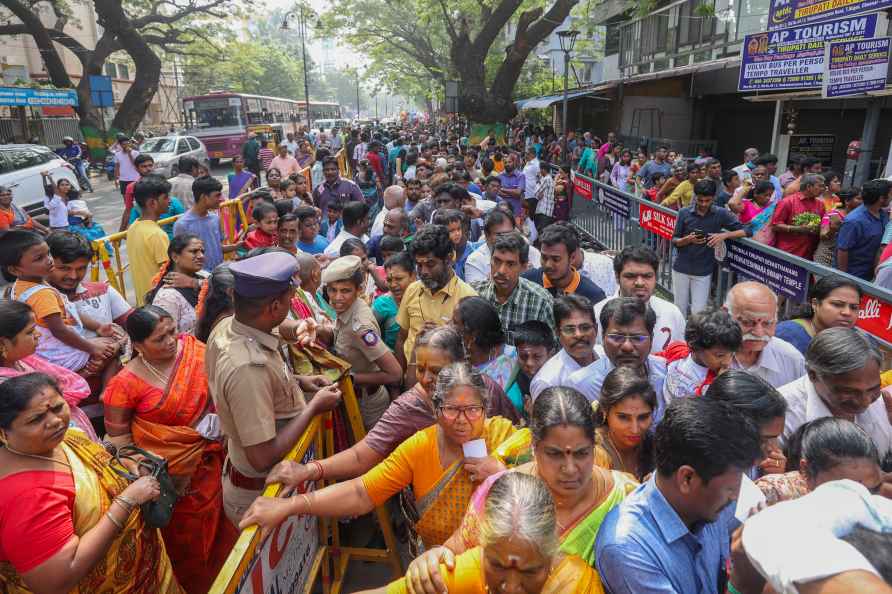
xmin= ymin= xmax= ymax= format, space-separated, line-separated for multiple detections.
xmin=182 ymin=91 xmax=341 ymax=164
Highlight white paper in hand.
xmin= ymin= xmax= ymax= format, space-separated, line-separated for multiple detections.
xmin=735 ymin=473 xmax=766 ymax=522
xmin=462 ymin=439 xmax=487 ymax=459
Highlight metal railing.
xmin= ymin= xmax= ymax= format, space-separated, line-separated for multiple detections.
xmin=569 ymin=171 xmax=892 ymax=349
xmin=91 ymin=148 xmax=350 ymax=302
xmin=618 ymin=0 xmax=742 ymax=77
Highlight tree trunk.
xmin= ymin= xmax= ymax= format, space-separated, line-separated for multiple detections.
xmin=94 ymin=0 xmax=161 ymax=134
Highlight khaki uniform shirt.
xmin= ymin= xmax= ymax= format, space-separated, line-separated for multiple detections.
xmin=206 ymin=316 xmax=306 ymax=477
xmin=334 ymin=298 xmax=390 ymax=429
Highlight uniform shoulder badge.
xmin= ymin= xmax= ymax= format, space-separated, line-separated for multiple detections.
xmin=361 ymin=329 xmax=379 ymax=346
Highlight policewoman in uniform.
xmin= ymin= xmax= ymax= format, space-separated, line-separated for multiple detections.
xmin=323 ymin=255 xmax=403 ymax=430
xmin=206 ymin=251 xmax=342 ymax=525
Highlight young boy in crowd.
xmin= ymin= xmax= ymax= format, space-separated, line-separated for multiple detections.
xmin=0 ymin=230 xmax=120 ymax=374
xmin=119 ymin=153 xmax=157 ymax=232
xmin=173 ymin=175 xmax=242 ymax=271
xmin=662 ymin=307 xmax=743 ymax=402
xmin=244 ymin=201 xmax=279 ymax=249
xmin=320 ymin=200 xmax=343 ymax=243
xmin=126 ymin=175 xmax=172 ymax=306
xmin=372 ymin=251 xmax=416 ymax=351
xmin=514 ymin=320 xmax=557 ymax=419
xmin=294 ymin=205 xmax=329 ymax=254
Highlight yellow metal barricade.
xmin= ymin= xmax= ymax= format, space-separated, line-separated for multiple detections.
xmin=89 ymin=192 xmax=253 ymax=302
xmin=209 ymin=376 xmax=403 ymax=594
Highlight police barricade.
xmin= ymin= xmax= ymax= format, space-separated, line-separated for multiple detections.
xmin=209 ymin=375 xmax=403 ymax=594
xmin=568 ymin=170 xmax=892 ymax=349
xmin=89 ymin=147 xmax=349 ymax=303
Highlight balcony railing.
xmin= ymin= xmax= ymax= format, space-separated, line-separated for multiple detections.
xmin=618 ymin=0 xmax=756 ymax=77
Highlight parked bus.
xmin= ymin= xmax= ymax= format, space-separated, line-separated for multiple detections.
xmin=182 ymin=91 xmax=342 ymax=164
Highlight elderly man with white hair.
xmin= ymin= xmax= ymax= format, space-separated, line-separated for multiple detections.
xmin=724 ymin=281 xmax=806 ymax=388
xmin=778 ymin=327 xmax=891 ymax=454
xmin=370 ymin=185 xmax=406 ymax=239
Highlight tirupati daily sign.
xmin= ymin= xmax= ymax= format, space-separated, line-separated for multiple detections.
xmin=769 ymin=0 xmax=892 ymax=30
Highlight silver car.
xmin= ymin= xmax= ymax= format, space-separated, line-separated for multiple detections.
xmin=0 ymin=144 xmax=80 ymax=211
xmin=139 ymin=135 xmax=209 ymax=177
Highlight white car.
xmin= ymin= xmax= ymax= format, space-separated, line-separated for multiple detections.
xmin=0 ymin=144 xmax=80 ymax=211
xmin=139 ymin=135 xmax=209 ymax=177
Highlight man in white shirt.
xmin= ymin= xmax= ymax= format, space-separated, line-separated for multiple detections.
xmin=522 ymin=147 xmax=539 ymax=203
xmin=370 ymin=185 xmax=405 ymax=239
xmin=569 ymin=296 xmax=668 ymax=420
xmin=594 ymin=246 xmax=685 ymax=353
xmin=465 ymin=209 xmax=541 ymax=285
xmin=725 ymin=281 xmax=806 ymax=388
xmin=779 ymin=326 xmax=891 ymax=455
xmin=167 ymin=155 xmax=200 ymax=209
xmin=531 ymin=294 xmax=602 ymax=400
xmin=324 ymin=200 xmax=370 ymax=257
xmin=283 ymin=132 xmax=299 ymax=156
xmin=732 ymin=147 xmax=760 ymax=183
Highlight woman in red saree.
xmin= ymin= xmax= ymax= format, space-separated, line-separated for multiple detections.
xmin=102 ymin=305 xmax=237 ymax=594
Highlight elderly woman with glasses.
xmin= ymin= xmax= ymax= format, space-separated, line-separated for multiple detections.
xmin=239 ymin=362 xmax=519 ymax=549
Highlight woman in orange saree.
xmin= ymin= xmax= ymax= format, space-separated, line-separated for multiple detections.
xmin=102 ymin=306 xmax=237 ymax=594
xmin=0 ymin=373 xmax=181 ymax=594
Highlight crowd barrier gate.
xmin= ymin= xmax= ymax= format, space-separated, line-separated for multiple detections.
xmin=89 ymin=149 xmax=348 ymax=302
xmin=209 ymin=375 xmax=403 ymax=594
xmin=567 ymin=169 xmax=892 ymax=349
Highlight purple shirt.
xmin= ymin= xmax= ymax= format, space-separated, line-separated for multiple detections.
xmin=364 ymin=379 xmax=520 ymax=457
xmin=312 ymin=176 xmax=364 ymax=216
xmin=498 ymin=170 xmax=526 ymax=215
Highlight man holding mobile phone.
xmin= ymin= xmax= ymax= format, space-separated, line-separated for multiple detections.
xmin=671 ymin=179 xmax=749 ymax=315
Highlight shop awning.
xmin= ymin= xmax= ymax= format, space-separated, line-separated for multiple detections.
xmin=515 ymin=89 xmax=611 ymax=110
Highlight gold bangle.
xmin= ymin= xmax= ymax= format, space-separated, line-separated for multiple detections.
xmin=113 ymin=496 xmax=135 ymax=514
xmin=105 ymin=510 xmax=124 ymax=531
xmin=116 ymin=494 xmax=137 ymax=509
xmin=300 ymin=493 xmax=312 ymax=514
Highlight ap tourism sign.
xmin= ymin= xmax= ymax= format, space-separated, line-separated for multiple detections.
xmin=769 ymin=0 xmax=892 ymax=31
xmin=739 ymin=13 xmax=878 ymax=91
xmin=823 ymin=37 xmax=891 ymax=97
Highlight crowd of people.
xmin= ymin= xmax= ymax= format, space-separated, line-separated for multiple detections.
xmin=0 ymin=119 xmax=890 ymax=594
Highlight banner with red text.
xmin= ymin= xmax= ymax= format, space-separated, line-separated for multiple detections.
xmin=857 ymin=294 xmax=892 ymax=344
xmin=571 ymin=170 xmax=593 ymax=200
xmin=639 ymin=203 xmax=677 ymax=240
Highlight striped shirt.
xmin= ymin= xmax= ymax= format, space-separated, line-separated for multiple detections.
xmin=535 ymin=173 xmax=556 ymax=217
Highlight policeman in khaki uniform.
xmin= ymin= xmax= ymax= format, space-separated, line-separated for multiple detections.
xmin=323 ymin=255 xmax=402 ymax=430
xmin=207 ymin=251 xmax=342 ymax=526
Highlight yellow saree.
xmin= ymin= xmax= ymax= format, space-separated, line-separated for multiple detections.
xmin=0 ymin=430 xmax=182 ymax=594
xmin=362 ymin=416 xmax=517 ymax=548
xmin=386 ymin=547 xmax=604 ymax=594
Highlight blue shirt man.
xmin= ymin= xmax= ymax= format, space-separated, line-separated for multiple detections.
xmin=596 ymin=397 xmax=762 ymax=594
xmin=498 ymin=163 xmax=526 ymax=216
xmin=837 ymin=180 xmax=891 ymax=280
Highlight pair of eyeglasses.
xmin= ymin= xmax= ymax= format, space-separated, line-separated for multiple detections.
xmin=438 ymin=405 xmax=484 ymax=421
xmin=605 ymin=333 xmax=649 ymax=345
xmin=558 ymin=323 xmax=595 ymax=336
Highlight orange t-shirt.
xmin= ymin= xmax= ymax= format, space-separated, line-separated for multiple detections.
xmin=0 ymin=207 xmax=33 ymax=231
xmin=13 ymin=281 xmax=76 ymax=328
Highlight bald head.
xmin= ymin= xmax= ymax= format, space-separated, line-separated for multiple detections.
xmin=383 ymin=185 xmax=406 ymax=210
xmin=383 ymin=208 xmax=408 ymax=237
xmin=725 ymin=282 xmax=777 ymax=315
xmin=296 ymin=252 xmax=319 ymax=285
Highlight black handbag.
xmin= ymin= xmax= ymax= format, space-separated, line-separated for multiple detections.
xmin=110 ymin=445 xmax=178 ymax=529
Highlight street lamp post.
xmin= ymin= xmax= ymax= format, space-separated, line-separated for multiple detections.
xmin=355 ymin=71 xmax=360 ymax=118
xmin=557 ymin=29 xmax=580 ymax=164
xmin=281 ymin=7 xmax=313 ymax=131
